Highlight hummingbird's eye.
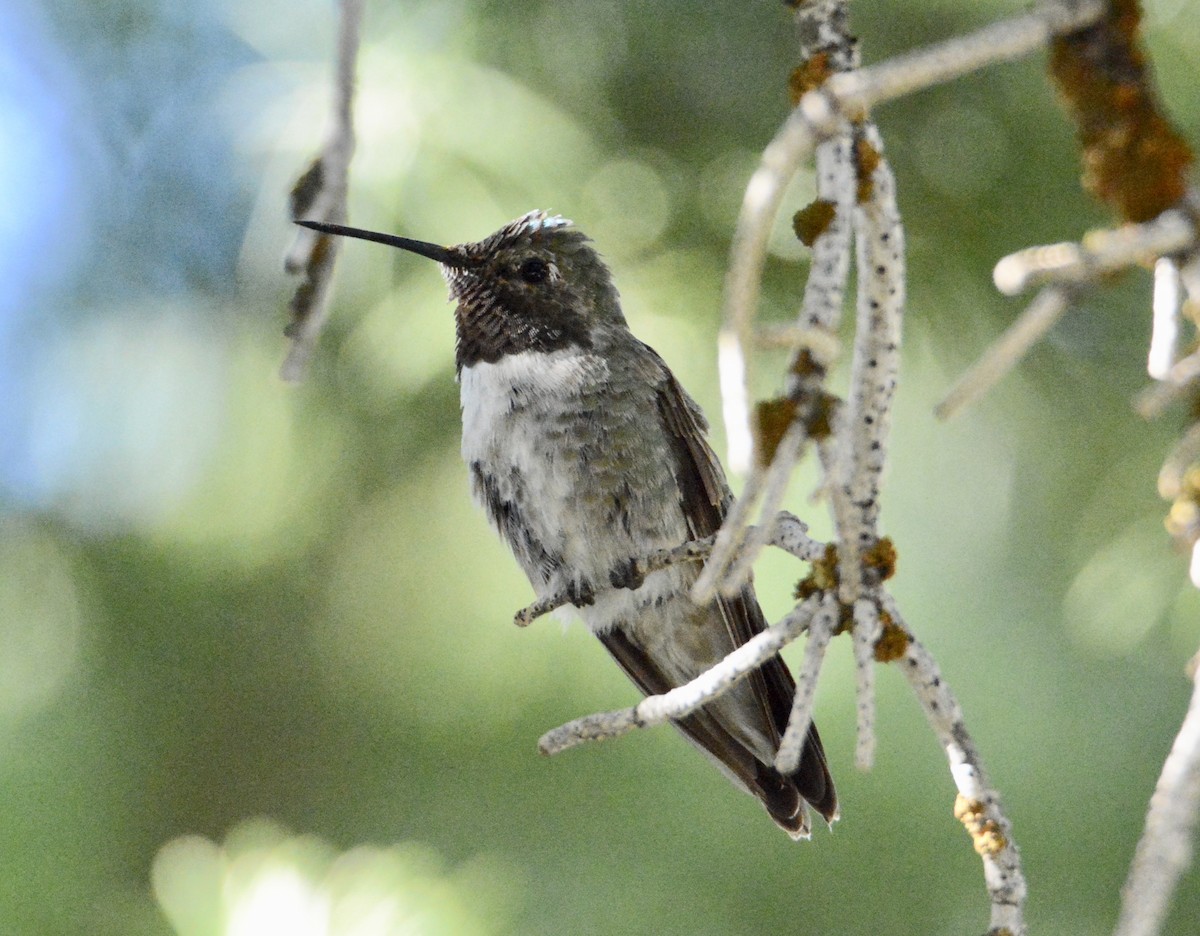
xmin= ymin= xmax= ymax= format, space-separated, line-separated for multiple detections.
xmin=518 ymin=257 xmax=550 ymax=284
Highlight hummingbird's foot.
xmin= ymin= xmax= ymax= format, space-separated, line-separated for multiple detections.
xmin=566 ymin=579 xmax=596 ymax=607
xmin=608 ymin=558 xmax=646 ymax=592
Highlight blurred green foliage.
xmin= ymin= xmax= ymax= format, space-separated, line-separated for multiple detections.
xmin=2 ymin=0 xmax=1199 ymax=933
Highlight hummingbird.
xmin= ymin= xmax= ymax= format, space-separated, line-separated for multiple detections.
xmin=298 ymin=210 xmax=838 ymax=838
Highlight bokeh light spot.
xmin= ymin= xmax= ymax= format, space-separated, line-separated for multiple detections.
xmin=152 ymin=820 xmax=510 ymax=936
xmin=0 ymin=521 xmax=84 ymax=721
xmin=1064 ymin=518 xmax=1182 ymax=656
xmin=580 ymin=159 xmax=670 ymax=258
xmin=15 ymin=306 xmax=228 ymax=530
xmin=914 ymin=104 xmax=1009 ymax=201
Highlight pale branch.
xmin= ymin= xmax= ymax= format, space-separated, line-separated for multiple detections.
xmin=1113 ymin=652 xmax=1200 ymax=936
xmin=851 ymin=597 xmax=881 ymax=771
xmin=703 ymin=1 xmax=1041 ymax=928
xmin=717 ymin=329 xmax=757 ymax=478
xmin=537 ymin=599 xmax=819 ymax=756
xmin=881 ymin=593 xmax=1027 ymax=936
xmin=771 ymin=510 xmax=827 ymax=562
xmin=935 ymin=286 xmax=1073 ymax=422
xmin=795 ymin=135 xmax=855 ymax=339
xmin=1135 ymin=351 xmax=1200 ymax=420
xmin=720 ymin=126 xmax=813 ymax=475
xmin=1156 ymin=423 xmax=1200 ymax=505
xmin=1158 ymin=421 xmax=1200 ymax=590
xmin=993 ymin=210 xmax=1196 ymax=296
xmin=702 ymin=3 xmax=858 ymax=595
xmin=836 ymin=129 xmax=904 ymax=603
xmin=705 ymin=115 xmax=858 ymax=599
xmin=524 ymin=513 xmax=824 ymax=627
xmin=690 ymin=469 xmax=764 ymax=604
xmin=940 ymin=201 xmax=1195 ymax=420
xmin=514 ymin=533 xmax=717 ymax=627
xmin=822 ymin=0 xmax=1105 ymax=118
xmin=793 ymin=0 xmax=855 ymax=73
xmin=1148 ymin=257 xmax=1182 ymax=381
xmin=788 ymin=0 xmax=857 ymax=337
xmin=753 ymin=323 xmax=842 ymax=357
xmin=720 ymin=422 xmax=811 ymax=598
xmin=1137 ymin=249 xmax=1200 ymax=418
xmin=718 ymin=0 xmax=857 ymax=475
xmin=281 ymin=0 xmax=364 ymax=382
xmin=701 ymin=125 xmax=857 ymax=603
xmin=775 ymin=595 xmax=837 ymax=775
xmin=719 ymin=2 xmax=1105 ymax=470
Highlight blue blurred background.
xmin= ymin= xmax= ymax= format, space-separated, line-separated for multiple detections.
xmin=2 ymin=1 xmax=1198 ymax=933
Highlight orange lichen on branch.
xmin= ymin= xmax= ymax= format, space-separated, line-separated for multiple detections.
xmin=752 ymin=384 xmax=838 ymax=468
xmin=854 ymin=136 xmax=882 ymax=204
xmin=795 ymin=543 xmax=839 ymax=601
xmin=862 ymin=536 xmax=897 ymax=582
xmin=753 ymin=397 xmax=798 ymax=468
xmin=793 ymin=199 xmax=838 ymax=246
xmin=802 ymin=390 xmax=838 ymax=441
xmin=285 ymin=228 xmax=334 ymax=338
xmin=788 ymin=51 xmax=832 ymax=105
xmin=789 ymin=347 xmax=827 ymax=381
xmin=1164 ymin=465 xmax=1200 ymax=551
xmin=954 ymin=793 xmax=1008 ymax=857
xmin=1048 ymin=0 xmax=1193 ymax=223
xmin=873 ymin=610 xmax=909 ymax=662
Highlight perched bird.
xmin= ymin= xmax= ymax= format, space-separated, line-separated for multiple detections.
xmin=299 ymin=210 xmax=837 ymax=837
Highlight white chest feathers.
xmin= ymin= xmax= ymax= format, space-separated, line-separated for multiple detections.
xmin=458 ymin=349 xmax=608 ymax=465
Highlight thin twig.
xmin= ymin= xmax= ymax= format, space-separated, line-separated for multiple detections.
xmin=514 ymin=533 xmax=718 ymax=627
xmin=720 ymin=3 xmax=1106 ymax=463
xmin=992 ymin=210 xmax=1195 ymax=296
xmin=719 ymin=0 xmax=857 ymax=474
xmin=1148 ymin=258 xmax=1182 ymax=381
xmin=721 ymin=422 xmax=811 ymax=597
xmin=836 ymin=129 xmax=905 ymax=601
xmin=1135 ymin=351 xmax=1200 ymax=419
xmin=851 ymin=598 xmax=881 ymax=771
xmin=281 ymin=0 xmax=364 ymax=382
xmin=823 ymin=1 xmax=1105 ymax=118
xmin=691 ymin=468 xmax=765 ymax=603
xmin=793 ymin=135 xmax=854 ymax=338
xmin=537 ymin=600 xmax=818 ymax=755
xmin=935 ymin=286 xmax=1073 ymax=421
xmin=1113 ymin=652 xmax=1200 ymax=936
xmin=527 ymin=514 xmax=824 ymax=627
xmin=770 ymin=510 xmax=827 ymax=562
xmin=948 ymin=207 xmax=1197 ymax=422
xmin=883 ymin=594 xmax=1027 ymax=936
xmin=776 ymin=595 xmax=837 ymax=775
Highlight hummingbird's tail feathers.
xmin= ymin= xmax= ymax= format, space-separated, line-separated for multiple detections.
xmin=721 ymin=588 xmax=840 ymax=831
xmin=753 ymin=762 xmax=812 ymax=839
xmin=676 ymin=709 xmax=815 ymax=839
xmin=598 ymin=626 xmax=832 ymax=839
xmin=790 ymin=721 xmax=840 ymax=826
xmin=756 ymin=645 xmax=839 ymax=827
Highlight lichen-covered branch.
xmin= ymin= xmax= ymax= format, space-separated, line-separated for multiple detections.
xmin=537 ymin=599 xmax=819 ymax=756
xmin=281 ymin=0 xmax=364 ymax=382
xmin=881 ymin=594 xmax=1027 ymax=936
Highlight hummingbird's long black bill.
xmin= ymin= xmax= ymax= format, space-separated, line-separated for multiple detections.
xmin=296 ymin=219 xmax=462 ymax=266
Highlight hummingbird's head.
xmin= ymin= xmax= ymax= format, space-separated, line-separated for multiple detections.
xmin=297 ymin=211 xmax=625 ymax=371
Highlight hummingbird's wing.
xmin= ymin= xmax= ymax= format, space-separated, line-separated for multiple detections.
xmin=598 ymin=344 xmax=837 ymax=835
